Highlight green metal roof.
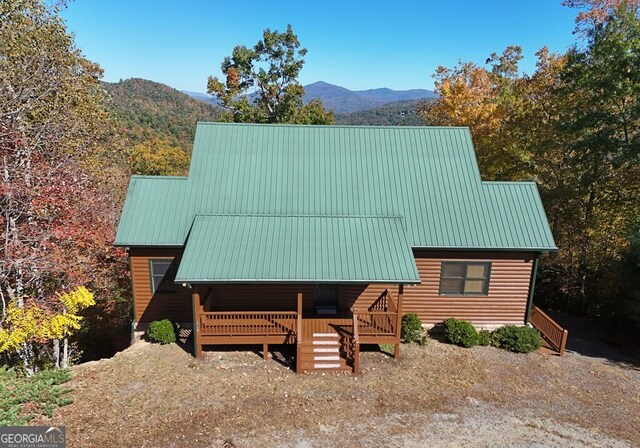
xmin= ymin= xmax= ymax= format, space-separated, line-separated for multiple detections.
xmin=174 ymin=214 xmax=420 ymax=284
xmin=115 ymin=176 xmax=190 ymax=247
xmin=115 ymin=123 xmax=556 ymax=251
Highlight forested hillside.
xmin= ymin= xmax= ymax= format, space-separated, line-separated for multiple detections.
xmin=335 ymin=100 xmax=428 ymax=126
xmin=302 ymin=81 xmax=435 ymax=113
xmin=104 ymin=78 xmax=219 ymax=151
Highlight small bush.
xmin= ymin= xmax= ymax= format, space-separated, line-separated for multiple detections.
xmin=493 ymin=325 xmax=541 ymax=353
xmin=401 ymin=313 xmax=428 ymax=346
xmin=0 ymin=367 xmax=73 ymax=425
xmin=477 ymin=329 xmax=494 ymax=346
xmin=443 ymin=318 xmax=479 ymax=347
xmin=147 ymin=319 xmax=176 ymax=344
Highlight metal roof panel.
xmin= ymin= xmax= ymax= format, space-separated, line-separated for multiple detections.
xmin=115 ymin=123 xmax=556 ymax=251
xmin=175 ymin=214 xmax=421 ymax=284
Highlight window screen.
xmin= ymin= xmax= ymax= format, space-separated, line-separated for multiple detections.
xmin=439 ymin=261 xmax=491 ymax=295
xmin=149 ymin=259 xmax=176 ymax=293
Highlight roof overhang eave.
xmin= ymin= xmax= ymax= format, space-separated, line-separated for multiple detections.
xmin=174 ymin=278 xmax=422 ymax=285
xmin=410 ymin=246 xmax=558 ymax=252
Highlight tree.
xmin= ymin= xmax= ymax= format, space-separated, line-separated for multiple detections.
xmin=207 ymin=25 xmax=334 ymax=124
xmin=0 ymin=0 xmax=129 ymax=371
xmin=419 ymin=46 xmax=530 ymax=180
xmin=563 ymin=0 xmax=640 ymax=35
xmin=0 ymin=286 xmax=95 ymax=370
xmin=557 ymin=2 xmax=640 ymax=309
xmin=128 ymin=139 xmax=190 ymax=176
xmin=420 ymin=2 xmax=640 ymax=330
xmin=49 ymin=287 xmax=96 ymax=368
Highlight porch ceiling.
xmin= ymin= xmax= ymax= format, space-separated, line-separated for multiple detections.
xmin=175 ymin=214 xmax=420 ymax=284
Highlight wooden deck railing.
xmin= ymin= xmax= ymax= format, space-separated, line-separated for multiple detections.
xmin=199 ymin=311 xmax=297 ymax=337
xmin=352 ymin=312 xmax=360 ymax=374
xmin=529 ymin=306 xmax=569 ymax=356
xmin=352 ymin=289 xmax=398 ymax=337
xmin=368 ymin=289 xmax=397 ymax=313
xmin=355 ymin=311 xmax=397 ymax=336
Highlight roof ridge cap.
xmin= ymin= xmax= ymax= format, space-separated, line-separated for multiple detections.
xmin=193 ymin=213 xmax=405 ymax=219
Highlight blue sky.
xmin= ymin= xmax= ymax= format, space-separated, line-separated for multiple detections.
xmin=62 ymin=0 xmax=579 ymax=93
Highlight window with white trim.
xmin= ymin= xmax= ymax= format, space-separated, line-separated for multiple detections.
xmin=149 ymin=259 xmax=176 ymax=293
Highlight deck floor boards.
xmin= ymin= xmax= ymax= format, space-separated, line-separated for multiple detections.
xmin=302 ymin=316 xmax=353 ymax=339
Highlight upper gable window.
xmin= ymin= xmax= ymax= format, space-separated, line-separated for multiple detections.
xmin=149 ymin=259 xmax=177 ymax=293
xmin=439 ymin=261 xmax=491 ymax=296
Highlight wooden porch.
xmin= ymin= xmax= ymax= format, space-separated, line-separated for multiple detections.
xmin=191 ymin=286 xmax=404 ymax=373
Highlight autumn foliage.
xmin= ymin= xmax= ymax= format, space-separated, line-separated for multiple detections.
xmin=421 ymin=1 xmax=640 ymax=334
xmin=0 ymin=0 xmax=130 ymax=371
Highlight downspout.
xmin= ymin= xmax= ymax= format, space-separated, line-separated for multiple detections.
xmin=126 ymin=248 xmax=138 ymax=344
xmin=525 ymin=253 xmax=540 ymax=324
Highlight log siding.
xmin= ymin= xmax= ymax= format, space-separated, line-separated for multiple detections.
xmin=354 ymin=250 xmax=534 ymax=325
xmin=129 ymin=248 xmax=192 ymax=329
xmin=129 ymin=249 xmax=535 ymax=330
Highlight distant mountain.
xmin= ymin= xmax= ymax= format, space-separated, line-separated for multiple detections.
xmin=105 ymin=79 xmax=220 ymax=150
xmin=304 ymin=81 xmax=436 ymax=114
xmin=302 ymin=81 xmax=379 ymax=114
xmin=183 ymin=81 xmax=436 ymax=114
xmin=355 ymin=87 xmax=436 ymax=103
xmin=335 ymin=99 xmax=431 ymax=126
xmin=180 ymin=90 xmax=218 ymax=106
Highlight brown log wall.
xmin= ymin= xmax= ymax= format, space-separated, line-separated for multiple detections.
xmin=129 ymin=249 xmax=534 ymax=328
xmin=352 ymin=250 xmax=534 ymax=325
xmin=129 ymin=248 xmax=192 ymax=328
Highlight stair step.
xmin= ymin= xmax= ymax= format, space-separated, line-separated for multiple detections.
xmin=314 ymin=347 xmax=339 ymax=353
xmin=298 ymin=359 xmax=352 ymax=373
xmin=314 ymin=355 xmax=340 ymax=361
xmin=312 ymin=340 xmax=339 ymax=345
xmin=313 ymin=363 xmax=343 ymax=369
xmin=312 ymin=333 xmax=338 ymax=338
xmin=298 ymin=346 xmax=340 ymax=354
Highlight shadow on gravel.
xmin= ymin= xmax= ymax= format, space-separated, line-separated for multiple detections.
xmin=176 ymin=329 xmax=296 ymax=369
xmin=547 ymin=310 xmax=640 ymax=371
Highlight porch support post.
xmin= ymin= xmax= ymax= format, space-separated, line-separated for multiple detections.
xmin=192 ymin=286 xmax=203 ymax=359
xmin=352 ymin=310 xmax=360 ymax=374
xmin=263 ymin=343 xmax=269 ymax=360
xmin=525 ymin=253 xmax=540 ymax=324
xmin=296 ymin=291 xmax=303 ymax=373
xmin=394 ymin=284 xmax=404 ymax=359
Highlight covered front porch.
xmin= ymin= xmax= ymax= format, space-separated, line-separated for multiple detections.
xmin=190 ymin=286 xmax=405 ymax=373
xmin=174 ymin=213 xmax=420 ymax=373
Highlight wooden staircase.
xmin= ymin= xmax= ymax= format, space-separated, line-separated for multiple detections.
xmin=298 ymin=331 xmax=353 ymax=373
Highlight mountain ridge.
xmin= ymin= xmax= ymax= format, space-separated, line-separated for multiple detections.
xmin=182 ymin=81 xmax=436 ymax=114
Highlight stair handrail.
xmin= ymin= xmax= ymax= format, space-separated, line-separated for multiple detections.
xmin=352 ymin=309 xmax=360 ymax=374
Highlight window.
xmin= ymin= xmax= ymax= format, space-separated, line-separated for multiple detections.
xmin=149 ymin=259 xmax=176 ymax=293
xmin=439 ymin=261 xmax=491 ymax=295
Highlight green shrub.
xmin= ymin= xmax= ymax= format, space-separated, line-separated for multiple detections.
xmin=443 ymin=318 xmax=479 ymax=347
xmin=477 ymin=329 xmax=494 ymax=346
xmin=493 ymin=325 xmax=541 ymax=353
xmin=0 ymin=367 xmax=73 ymax=425
xmin=401 ymin=313 xmax=428 ymax=346
xmin=147 ymin=319 xmax=176 ymax=344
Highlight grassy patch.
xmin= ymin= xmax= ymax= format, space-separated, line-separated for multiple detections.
xmin=379 ymin=344 xmax=395 ymax=355
xmin=0 ymin=367 xmax=73 ymax=425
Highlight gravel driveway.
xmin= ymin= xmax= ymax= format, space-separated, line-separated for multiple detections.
xmin=40 ymin=336 xmax=640 ymax=447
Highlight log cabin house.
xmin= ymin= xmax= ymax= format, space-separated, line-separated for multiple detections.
xmin=115 ymin=123 xmax=556 ymax=373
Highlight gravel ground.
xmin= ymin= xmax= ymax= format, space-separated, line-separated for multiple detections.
xmin=38 ymin=339 xmax=640 ymax=448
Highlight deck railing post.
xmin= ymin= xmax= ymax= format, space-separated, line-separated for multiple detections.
xmin=352 ymin=310 xmax=360 ymax=374
xmin=394 ymin=284 xmax=404 ymax=359
xmin=559 ymin=329 xmax=568 ymax=357
xmin=296 ymin=292 xmax=303 ymax=373
xmin=192 ymin=287 xmax=203 ymax=359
